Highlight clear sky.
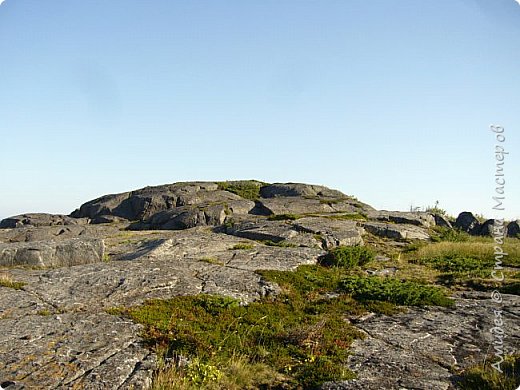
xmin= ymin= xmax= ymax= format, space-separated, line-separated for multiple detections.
xmin=1 ymin=0 xmax=519 ymax=220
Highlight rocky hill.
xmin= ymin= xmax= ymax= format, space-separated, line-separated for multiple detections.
xmin=0 ymin=181 xmax=518 ymax=389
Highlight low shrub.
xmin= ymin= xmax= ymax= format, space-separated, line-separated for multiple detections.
xmin=340 ymin=276 xmax=454 ymax=307
xmin=319 ymin=246 xmax=374 ymax=268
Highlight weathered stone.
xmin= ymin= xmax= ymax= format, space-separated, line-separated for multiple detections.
xmin=90 ymin=215 xmax=128 ymax=224
xmin=507 ymin=220 xmax=520 ymax=238
xmin=363 ymin=222 xmax=430 ymax=241
xmin=367 ymin=210 xmax=434 ymax=228
xmin=0 ymin=312 xmax=155 ymax=389
xmin=259 ymin=183 xmax=346 ymax=198
xmin=0 ymin=213 xmax=88 ymax=229
xmin=225 ymin=220 xmax=298 ymax=242
xmin=323 ymin=291 xmax=520 ymax=390
xmin=257 ymin=198 xmax=366 ymax=216
xmin=71 ymin=182 xmax=226 ymax=221
xmin=433 ymin=214 xmax=453 ymax=228
xmin=0 ymin=238 xmax=105 ymax=268
xmin=292 ymin=217 xmax=364 ymax=249
xmin=454 ymin=212 xmax=481 ymax=235
xmin=479 ymin=219 xmax=496 ymax=236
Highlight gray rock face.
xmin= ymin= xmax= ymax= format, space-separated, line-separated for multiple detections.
xmin=479 ymin=219 xmax=496 ymax=236
xmin=433 ymin=214 xmax=453 ymax=228
xmin=292 ymin=217 xmax=364 ymax=249
xmin=0 ymin=227 xmax=324 ymax=389
xmin=70 ymin=182 xmax=222 ymax=221
xmin=366 ymin=210 xmax=434 ymax=228
xmin=454 ymin=212 xmax=481 ymax=234
xmin=257 ymin=197 xmax=364 ymax=216
xmin=259 ymin=183 xmax=346 ymax=198
xmin=323 ymin=291 xmax=520 ymax=390
xmin=0 ymin=213 xmax=88 ymax=229
xmin=507 ymin=220 xmax=520 ymax=238
xmin=362 ymin=222 xmax=430 ymax=241
xmin=0 ymin=238 xmax=105 ymax=268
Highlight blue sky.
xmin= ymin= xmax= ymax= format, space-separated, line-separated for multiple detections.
xmin=1 ymin=0 xmax=519 ymax=220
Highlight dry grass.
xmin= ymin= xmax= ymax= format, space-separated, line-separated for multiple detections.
xmin=0 ymin=273 xmax=25 ymax=290
xmin=406 ymin=239 xmax=520 ymax=267
xmin=151 ymin=355 xmax=285 ymax=390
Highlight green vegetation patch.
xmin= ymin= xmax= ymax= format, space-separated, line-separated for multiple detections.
xmin=217 ymin=180 xmax=265 ymax=201
xmin=110 ymin=244 xmax=457 ymax=389
xmin=340 ymin=276 xmax=454 ymax=307
xmin=113 ymin=286 xmax=363 ymax=388
xmin=0 ymin=276 xmax=26 ymax=290
xmin=229 ymin=243 xmax=255 ymax=250
xmin=319 ymin=246 xmax=374 ymax=268
xmin=413 ymin=254 xmax=495 ymax=278
xmin=267 ymin=213 xmax=303 ymax=221
xmin=457 ymin=354 xmax=520 ymax=390
xmin=431 ymin=227 xmax=469 ymax=242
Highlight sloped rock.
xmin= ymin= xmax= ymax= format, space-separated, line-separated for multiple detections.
xmin=129 ymin=198 xmax=256 ymax=231
xmin=0 ymin=228 xmax=324 ymax=388
xmin=70 ymin=182 xmax=225 ymax=221
xmin=433 ymin=214 xmax=453 ymax=228
xmin=0 ymin=312 xmax=155 ymax=389
xmin=324 ymin=291 xmax=520 ymax=390
xmin=257 ymin=198 xmax=366 ymax=216
xmin=479 ymin=219 xmax=496 ymax=236
xmin=0 ymin=213 xmax=88 ymax=229
xmin=454 ymin=212 xmax=481 ymax=235
xmin=507 ymin=220 xmax=520 ymax=238
xmin=224 ymin=220 xmax=319 ymax=247
xmin=367 ymin=211 xmax=434 ymax=228
xmin=259 ymin=183 xmax=346 ymax=198
xmin=0 ymin=238 xmax=105 ymax=268
xmin=363 ymin=222 xmax=430 ymax=241
xmin=292 ymin=217 xmax=364 ymax=249
xmin=0 ymin=224 xmax=123 ymax=244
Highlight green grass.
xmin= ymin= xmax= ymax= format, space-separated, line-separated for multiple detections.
xmin=267 ymin=213 xmax=303 ymax=221
xmin=199 ymin=257 xmax=225 ymax=266
xmin=457 ymin=355 xmax=520 ymax=390
xmin=412 ymin=254 xmax=495 ymax=278
xmin=229 ymin=243 xmax=255 ymax=250
xmin=0 ymin=275 xmax=25 ymax=290
xmin=322 ymin=213 xmax=367 ymax=221
xmin=217 ymin=181 xmax=265 ymax=201
xmin=340 ymin=276 xmax=454 ymax=307
xmin=430 ymin=226 xmax=469 ymax=242
xmin=319 ymin=246 xmax=374 ymax=268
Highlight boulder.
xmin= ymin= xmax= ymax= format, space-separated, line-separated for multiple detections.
xmin=0 ymin=213 xmax=88 ymax=229
xmin=0 ymin=238 xmax=105 ymax=268
xmin=433 ymin=214 xmax=452 ymax=228
xmin=507 ymin=220 xmax=520 ymax=238
xmin=292 ymin=217 xmax=364 ymax=249
xmin=70 ymin=182 xmax=256 ymax=225
xmin=366 ymin=211 xmax=435 ymax=228
xmin=259 ymin=183 xmax=346 ymax=198
xmin=363 ymin=222 xmax=430 ymax=241
xmin=479 ymin=219 xmax=496 ymax=236
xmin=454 ymin=212 xmax=481 ymax=235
